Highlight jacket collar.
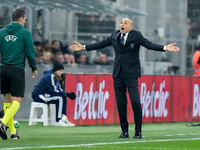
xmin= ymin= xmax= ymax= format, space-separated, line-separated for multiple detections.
xmin=125 ymin=30 xmax=133 ymax=44
xmin=115 ymin=30 xmax=133 ymax=41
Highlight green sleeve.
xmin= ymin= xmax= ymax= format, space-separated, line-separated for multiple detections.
xmin=24 ymin=30 xmax=37 ymax=71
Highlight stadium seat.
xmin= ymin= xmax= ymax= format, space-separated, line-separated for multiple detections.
xmin=29 ymin=102 xmax=56 ymax=126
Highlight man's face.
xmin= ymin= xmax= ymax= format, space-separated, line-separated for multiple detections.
xmin=99 ymin=54 xmax=107 ymax=64
xmin=55 ymin=54 xmax=65 ymax=64
xmin=34 ymin=45 xmax=42 ymax=52
xmin=52 ymin=41 xmax=61 ymax=50
xmin=78 ymin=55 xmax=86 ymax=64
xmin=119 ymin=18 xmax=132 ymax=34
xmin=42 ymin=51 xmax=51 ymax=63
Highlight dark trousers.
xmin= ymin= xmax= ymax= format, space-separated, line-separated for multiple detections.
xmin=114 ymin=78 xmax=142 ymax=134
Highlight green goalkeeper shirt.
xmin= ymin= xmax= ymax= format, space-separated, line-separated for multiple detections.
xmin=0 ymin=22 xmax=36 ymax=71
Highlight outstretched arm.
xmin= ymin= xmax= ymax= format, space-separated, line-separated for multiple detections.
xmin=69 ymin=41 xmax=85 ymax=51
xmin=166 ymin=43 xmax=180 ymax=52
xmin=70 ymin=36 xmax=112 ymax=52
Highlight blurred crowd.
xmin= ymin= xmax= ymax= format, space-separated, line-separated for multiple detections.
xmin=33 ymin=39 xmax=111 ymax=66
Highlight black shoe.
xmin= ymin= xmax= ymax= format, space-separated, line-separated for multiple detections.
xmin=0 ymin=121 xmax=7 ymax=140
xmin=11 ymin=133 xmax=19 ymax=139
xmin=118 ymin=132 xmax=129 ymax=138
xmin=133 ymin=132 xmax=142 ymax=139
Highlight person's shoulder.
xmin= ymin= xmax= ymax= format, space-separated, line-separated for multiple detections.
xmin=130 ymin=30 xmax=141 ymax=35
xmin=21 ymin=28 xmax=31 ymax=36
xmin=42 ymin=70 xmax=53 ymax=78
xmin=0 ymin=27 xmax=6 ymax=32
xmin=43 ymin=69 xmax=53 ymax=76
xmin=41 ymin=73 xmax=52 ymax=83
xmin=0 ymin=27 xmax=6 ymax=36
xmin=110 ymin=30 xmax=120 ymax=37
xmin=129 ymin=30 xmax=143 ymax=39
xmin=113 ymin=30 xmax=120 ymax=34
xmin=21 ymin=27 xmax=30 ymax=32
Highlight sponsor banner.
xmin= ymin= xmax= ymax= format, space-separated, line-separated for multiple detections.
xmin=139 ymin=76 xmax=171 ymax=123
xmin=192 ymin=77 xmax=200 ymax=121
xmin=65 ymin=74 xmax=118 ymax=125
xmin=65 ymin=74 xmax=200 ymax=125
xmin=172 ymin=76 xmax=190 ymax=122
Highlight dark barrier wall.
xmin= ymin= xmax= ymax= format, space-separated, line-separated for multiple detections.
xmin=65 ymin=74 xmax=200 ymax=125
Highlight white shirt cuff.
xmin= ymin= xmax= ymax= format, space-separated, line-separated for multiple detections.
xmin=84 ymin=45 xmax=86 ymax=50
xmin=163 ymin=45 xmax=167 ymax=51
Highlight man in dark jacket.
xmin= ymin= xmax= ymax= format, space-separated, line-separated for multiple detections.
xmin=32 ymin=61 xmax=76 ymax=127
xmin=70 ymin=18 xmax=180 ymax=139
xmin=0 ymin=8 xmax=37 ymax=140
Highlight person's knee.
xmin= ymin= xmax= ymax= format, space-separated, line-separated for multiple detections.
xmin=4 ymin=93 xmax=12 ymax=103
xmin=12 ymin=96 xmax=23 ymax=105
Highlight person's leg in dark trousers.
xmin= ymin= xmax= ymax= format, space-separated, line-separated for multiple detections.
xmin=125 ymin=78 xmax=142 ymax=135
xmin=33 ymin=95 xmax=66 ymax=122
xmin=47 ymin=95 xmax=67 ymax=122
xmin=114 ymin=78 xmax=129 ymax=133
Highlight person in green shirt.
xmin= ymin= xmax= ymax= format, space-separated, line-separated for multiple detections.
xmin=0 ymin=8 xmax=37 ymax=140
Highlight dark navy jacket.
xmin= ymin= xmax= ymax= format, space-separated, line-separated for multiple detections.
xmin=32 ymin=69 xmax=66 ymax=98
xmin=86 ymin=30 xmax=165 ymax=79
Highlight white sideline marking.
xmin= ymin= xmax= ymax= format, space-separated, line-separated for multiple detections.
xmin=177 ymin=134 xmax=186 ymax=136
xmin=1 ymin=137 xmax=200 ymax=150
xmin=98 ymin=146 xmax=177 ymax=150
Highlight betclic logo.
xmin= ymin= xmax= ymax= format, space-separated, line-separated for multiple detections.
xmin=140 ymin=81 xmax=169 ymax=118
xmin=193 ymin=84 xmax=200 ymax=117
xmin=74 ymin=80 xmax=109 ymax=120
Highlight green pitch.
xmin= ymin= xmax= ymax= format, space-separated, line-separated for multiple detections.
xmin=0 ymin=122 xmax=200 ymax=150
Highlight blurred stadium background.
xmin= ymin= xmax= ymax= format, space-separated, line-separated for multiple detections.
xmin=0 ymin=0 xmax=200 ymax=120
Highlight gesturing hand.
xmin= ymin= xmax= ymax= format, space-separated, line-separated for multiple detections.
xmin=166 ymin=43 xmax=180 ymax=52
xmin=69 ymin=41 xmax=85 ymax=51
xmin=67 ymin=92 xmax=76 ymax=100
xmin=32 ymin=70 xmax=38 ymax=78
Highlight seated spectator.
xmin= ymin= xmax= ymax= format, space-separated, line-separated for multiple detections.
xmin=42 ymin=39 xmax=54 ymax=61
xmin=54 ymin=52 xmax=65 ymax=64
xmin=75 ymin=53 xmax=90 ymax=65
xmin=93 ymin=52 xmax=110 ymax=65
xmin=63 ymin=45 xmax=75 ymax=65
xmin=35 ymin=52 xmax=43 ymax=64
xmin=52 ymin=41 xmax=76 ymax=65
xmin=32 ymin=61 xmax=76 ymax=127
xmin=34 ymin=41 xmax=42 ymax=52
xmin=42 ymin=39 xmax=52 ymax=52
xmin=34 ymin=41 xmax=43 ymax=64
xmin=42 ymin=51 xmax=53 ymax=64
xmin=51 ymin=40 xmax=62 ymax=54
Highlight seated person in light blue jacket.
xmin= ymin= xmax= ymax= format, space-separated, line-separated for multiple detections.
xmin=32 ymin=61 xmax=76 ymax=127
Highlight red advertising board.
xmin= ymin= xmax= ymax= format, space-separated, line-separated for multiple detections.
xmin=139 ymin=76 xmax=171 ymax=123
xmin=65 ymin=74 xmax=119 ymax=125
xmin=65 ymin=74 xmax=200 ymax=125
xmin=172 ymin=76 xmax=191 ymax=122
xmin=192 ymin=77 xmax=200 ymax=121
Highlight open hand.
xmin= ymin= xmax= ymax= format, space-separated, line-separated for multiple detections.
xmin=69 ymin=41 xmax=85 ymax=51
xmin=166 ymin=43 xmax=180 ymax=52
